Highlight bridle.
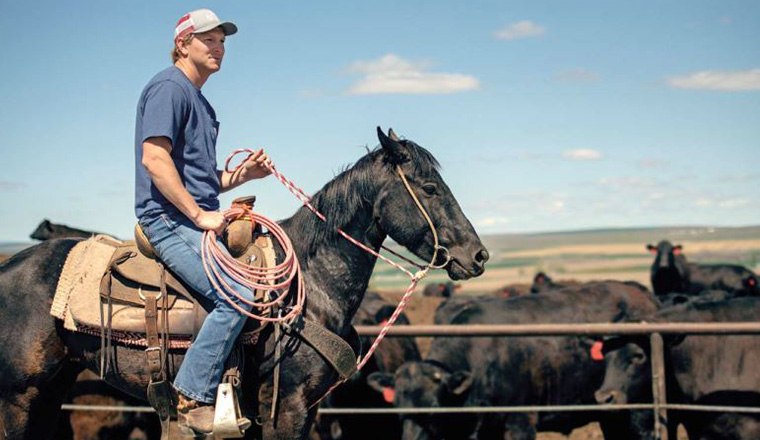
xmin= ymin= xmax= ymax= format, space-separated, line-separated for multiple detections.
xmin=393 ymin=165 xmax=453 ymax=271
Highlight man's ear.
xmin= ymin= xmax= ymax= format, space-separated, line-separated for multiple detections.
xmin=367 ymin=372 xmax=394 ymax=394
xmin=445 ymin=371 xmax=473 ymax=396
xmin=175 ymin=37 xmax=192 ymax=57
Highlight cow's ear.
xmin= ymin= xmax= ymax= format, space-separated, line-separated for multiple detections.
xmin=646 ymin=244 xmax=656 ymax=253
xmin=374 ymin=305 xmax=398 ymax=325
xmin=669 ymin=294 xmax=691 ymax=305
xmin=367 ymin=372 xmax=394 ymax=394
xmin=445 ymin=371 xmax=473 ymax=396
xmin=665 ymin=334 xmax=686 ymax=347
xmin=673 ymin=245 xmax=683 ymax=255
xmin=578 ymin=337 xmax=605 ymax=361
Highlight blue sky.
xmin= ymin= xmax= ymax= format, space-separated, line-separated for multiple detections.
xmin=1 ymin=1 xmax=759 ymax=242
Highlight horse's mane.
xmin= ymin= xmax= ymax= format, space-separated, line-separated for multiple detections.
xmin=284 ymin=140 xmax=440 ymax=259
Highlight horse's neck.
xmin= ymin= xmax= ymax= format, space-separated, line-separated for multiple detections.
xmin=282 ymin=203 xmax=386 ymax=335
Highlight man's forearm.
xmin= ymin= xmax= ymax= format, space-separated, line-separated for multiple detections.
xmin=144 ymin=153 xmax=202 ymax=221
xmin=218 ymin=168 xmax=247 ymax=193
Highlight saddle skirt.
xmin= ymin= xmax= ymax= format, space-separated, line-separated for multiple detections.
xmin=50 ymin=233 xmax=276 ymax=349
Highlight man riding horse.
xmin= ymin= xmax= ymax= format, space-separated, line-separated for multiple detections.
xmin=135 ymin=9 xmax=270 ymax=436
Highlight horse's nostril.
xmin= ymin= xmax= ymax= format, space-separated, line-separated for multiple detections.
xmin=475 ymin=249 xmax=489 ymax=264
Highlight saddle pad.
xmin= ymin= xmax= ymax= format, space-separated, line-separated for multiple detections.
xmin=52 ymin=235 xmax=199 ymax=336
xmin=51 ymin=236 xmax=121 ymax=330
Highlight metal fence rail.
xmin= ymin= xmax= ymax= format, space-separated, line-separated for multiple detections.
xmin=61 ymin=322 xmax=760 ymax=440
xmin=354 ymin=322 xmax=760 ymax=336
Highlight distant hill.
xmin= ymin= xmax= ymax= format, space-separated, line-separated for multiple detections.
xmin=0 ymin=242 xmax=33 ymax=256
xmin=370 ymin=225 xmax=760 ymax=292
xmin=479 ymin=225 xmax=760 ymax=252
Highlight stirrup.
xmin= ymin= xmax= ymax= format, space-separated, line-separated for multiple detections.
xmin=213 ymin=382 xmax=251 ymax=438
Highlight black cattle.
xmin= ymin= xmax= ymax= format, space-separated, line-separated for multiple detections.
xmin=432 ymin=295 xmax=485 ymax=325
xmin=317 ymin=291 xmax=421 ymax=440
xmin=29 ymin=219 xmax=101 ymax=241
xmin=368 ymin=281 xmax=659 ymax=440
xmin=496 ymin=282 xmax=530 ymax=298
xmin=595 ymin=296 xmax=760 ymax=440
xmin=647 ymin=240 xmax=758 ymax=296
xmin=422 ymin=281 xmax=459 ymax=298
xmin=530 ymin=272 xmax=569 ymax=293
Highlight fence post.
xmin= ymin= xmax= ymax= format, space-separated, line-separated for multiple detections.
xmin=650 ymin=332 xmax=668 ymax=440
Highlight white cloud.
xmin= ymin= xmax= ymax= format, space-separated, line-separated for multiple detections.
xmin=638 ymin=158 xmax=669 ymax=170
xmin=555 ymin=69 xmax=600 ymax=83
xmin=548 ymin=200 xmax=565 ymax=212
xmin=719 ymin=198 xmax=750 ymax=208
xmin=719 ymin=15 xmax=732 ymax=25
xmin=667 ymin=69 xmax=760 ymax=91
xmin=494 ymin=21 xmax=546 ymax=40
xmin=562 ymin=149 xmax=602 ymax=160
xmin=647 ymin=192 xmax=668 ymax=201
xmin=598 ymin=177 xmax=654 ymax=189
xmin=345 ymin=54 xmax=480 ymax=95
xmin=477 ymin=216 xmax=510 ymax=227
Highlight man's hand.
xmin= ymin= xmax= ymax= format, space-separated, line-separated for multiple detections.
xmin=240 ymin=148 xmax=272 ymax=181
xmin=193 ymin=210 xmax=227 ymax=235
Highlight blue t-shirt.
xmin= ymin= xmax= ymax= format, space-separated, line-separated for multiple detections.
xmin=134 ymin=66 xmax=221 ymax=220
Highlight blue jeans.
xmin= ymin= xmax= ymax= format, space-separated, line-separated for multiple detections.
xmin=139 ymin=213 xmax=254 ymax=404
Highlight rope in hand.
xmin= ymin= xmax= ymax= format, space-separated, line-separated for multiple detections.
xmin=210 ymin=149 xmax=451 ymax=406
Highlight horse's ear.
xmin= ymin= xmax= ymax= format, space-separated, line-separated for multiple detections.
xmin=377 ymin=126 xmax=407 ymax=164
xmin=388 ymin=128 xmax=401 ymax=142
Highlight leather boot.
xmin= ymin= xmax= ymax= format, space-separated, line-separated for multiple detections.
xmin=177 ymin=393 xmax=215 ymax=437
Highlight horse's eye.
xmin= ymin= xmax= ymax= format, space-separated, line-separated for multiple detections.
xmin=422 ymin=184 xmax=437 ymax=195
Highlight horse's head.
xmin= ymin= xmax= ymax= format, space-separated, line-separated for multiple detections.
xmin=373 ymin=127 xmax=488 ymax=280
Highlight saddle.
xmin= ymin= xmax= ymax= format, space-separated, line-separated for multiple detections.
xmin=96 ymin=197 xmax=264 ymax=334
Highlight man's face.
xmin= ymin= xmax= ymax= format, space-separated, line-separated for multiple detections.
xmin=182 ymin=28 xmax=226 ymax=73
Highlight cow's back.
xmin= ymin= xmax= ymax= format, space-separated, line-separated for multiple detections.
xmin=688 ymin=263 xmax=757 ymax=295
xmin=657 ymin=297 xmax=760 ymax=401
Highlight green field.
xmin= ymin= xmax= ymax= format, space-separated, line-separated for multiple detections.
xmin=369 ymin=225 xmax=760 ymax=293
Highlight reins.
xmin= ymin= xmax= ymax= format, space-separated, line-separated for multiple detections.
xmin=206 ymin=148 xmax=451 ymax=407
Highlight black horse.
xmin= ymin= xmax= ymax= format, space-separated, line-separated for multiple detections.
xmin=0 ymin=128 xmax=488 ymax=440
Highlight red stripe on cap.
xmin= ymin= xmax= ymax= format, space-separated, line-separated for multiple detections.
xmin=176 ymin=14 xmax=191 ymax=27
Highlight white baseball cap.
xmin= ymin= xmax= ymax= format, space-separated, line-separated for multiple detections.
xmin=174 ymin=9 xmax=237 ymax=40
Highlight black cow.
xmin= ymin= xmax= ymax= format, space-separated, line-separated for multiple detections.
xmin=433 ymin=294 xmax=505 ymax=325
xmin=530 ymin=272 xmax=563 ymax=293
xmin=29 ymin=219 xmax=102 ymax=241
xmin=368 ymin=281 xmax=660 ymax=440
xmin=317 ymin=291 xmax=421 ymax=440
xmin=422 ymin=281 xmax=459 ymax=298
xmin=647 ymin=240 xmax=758 ymax=296
xmin=595 ymin=296 xmax=760 ymax=440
